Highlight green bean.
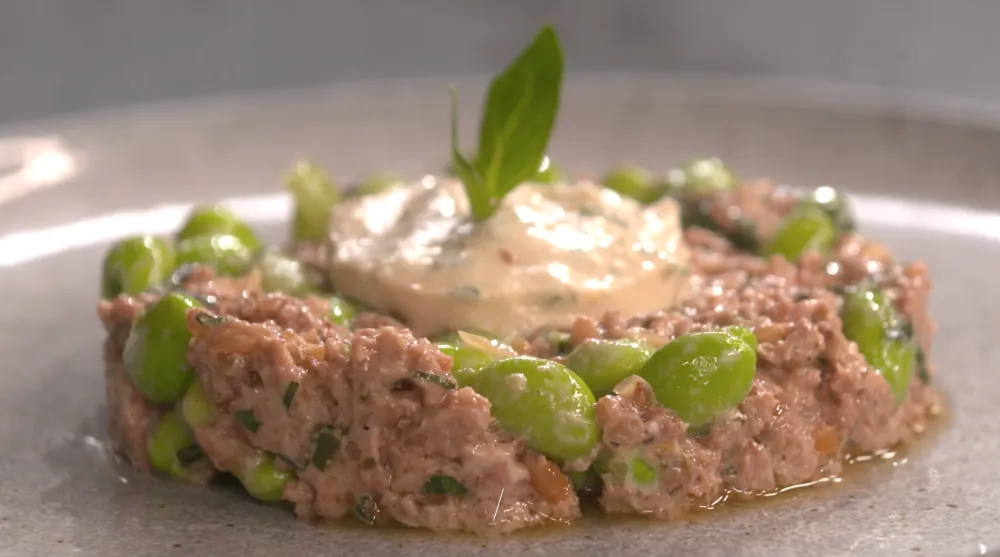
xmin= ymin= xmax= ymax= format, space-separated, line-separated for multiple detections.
xmin=803 ymin=186 xmax=856 ymax=234
xmin=351 ymin=172 xmax=405 ymax=197
xmin=638 ymin=327 xmax=756 ymax=426
xmin=123 ymin=292 xmax=201 ymax=404
xmin=762 ymin=204 xmax=837 ymax=261
xmin=665 ymin=156 xmax=738 ymax=196
xmin=325 ymin=295 xmax=357 ymax=327
xmin=101 ymin=235 xmax=175 ymax=298
xmin=436 ymin=342 xmax=492 ymax=386
xmin=239 ymin=453 xmax=293 ymax=502
xmin=533 ymin=156 xmax=568 ymax=184
xmin=464 ymin=356 xmax=599 ymax=462
xmin=601 ymin=165 xmax=664 ymax=204
xmin=565 ymin=338 xmax=653 ymax=397
xmin=147 ymin=409 xmax=202 ymax=480
xmin=181 ymin=380 xmax=216 ymax=428
xmin=175 ymin=234 xmax=253 ymax=277
xmin=841 ymin=285 xmax=915 ymax=403
xmin=254 ymin=249 xmax=311 ymax=296
xmin=286 ymin=160 xmax=340 ymax=244
xmin=177 ymin=205 xmax=262 ymax=253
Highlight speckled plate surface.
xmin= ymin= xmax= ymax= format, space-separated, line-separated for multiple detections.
xmin=0 ymin=75 xmax=997 ymax=557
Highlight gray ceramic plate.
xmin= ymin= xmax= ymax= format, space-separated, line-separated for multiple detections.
xmin=0 ymin=75 xmax=997 ymax=557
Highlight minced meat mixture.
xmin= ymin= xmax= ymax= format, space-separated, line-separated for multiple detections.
xmin=97 ymin=178 xmax=941 ymax=535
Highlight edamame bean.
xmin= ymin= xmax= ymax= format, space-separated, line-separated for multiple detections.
xmin=665 ymin=157 xmax=738 ymax=196
xmin=181 ymin=380 xmax=216 ymax=428
xmin=638 ymin=327 xmax=756 ymax=426
xmin=286 ymin=161 xmax=340 ymax=244
xmin=533 ymin=156 xmax=568 ymax=184
xmin=804 ymin=186 xmax=855 ymax=234
xmin=436 ymin=342 xmax=492 ymax=386
xmin=565 ymin=338 xmax=653 ymax=397
xmin=123 ymin=292 xmax=201 ymax=403
xmin=351 ymin=173 xmax=405 ymax=197
xmin=101 ymin=236 xmax=175 ymax=298
xmin=762 ymin=204 xmax=837 ymax=261
xmin=175 ymin=234 xmax=253 ymax=277
xmin=607 ymin=450 xmax=659 ymax=489
xmin=841 ymin=286 xmax=915 ymax=403
xmin=147 ymin=409 xmax=202 ymax=480
xmin=177 ymin=205 xmax=262 ymax=253
xmin=327 ymin=295 xmax=357 ymax=327
xmin=601 ymin=165 xmax=663 ymax=204
xmin=464 ymin=356 xmax=599 ymax=462
xmin=240 ymin=453 xmax=293 ymax=502
xmin=255 ymin=250 xmax=311 ymax=296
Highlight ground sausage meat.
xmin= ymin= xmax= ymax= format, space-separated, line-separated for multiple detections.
xmin=98 ymin=178 xmax=941 ymax=534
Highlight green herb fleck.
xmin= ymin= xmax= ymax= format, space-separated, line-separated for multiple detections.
xmin=410 ymin=371 xmax=457 ymax=390
xmin=175 ymin=446 xmax=204 ymax=467
xmin=449 ymin=284 xmax=481 ymax=300
xmin=449 ymin=25 xmax=565 ymax=222
xmin=194 ymin=311 xmax=224 ymax=328
xmin=234 ymin=409 xmax=260 ymax=433
xmin=311 ymin=429 xmax=341 ymax=471
xmin=283 ymin=381 xmax=299 ymax=411
xmin=422 ymin=474 xmax=469 ymax=496
xmin=353 ymin=494 xmax=378 ymax=526
xmin=916 ymin=346 xmax=930 ymax=384
xmin=275 ymin=453 xmax=304 ymax=471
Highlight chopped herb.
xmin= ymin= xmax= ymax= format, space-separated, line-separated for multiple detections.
xmin=194 ymin=311 xmax=224 ymax=328
xmin=723 ymin=464 xmax=737 ymax=476
xmin=542 ymin=291 xmax=578 ymax=307
xmin=275 ymin=453 xmax=304 ymax=471
xmin=175 ymin=446 xmax=204 ymax=467
xmin=544 ymin=330 xmax=573 ymax=355
xmin=817 ymin=355 xmax=831 ymax=369
xmin=916 ymin=346 xmax=931 ymax=384
xmin=234 ymin=409 xmax=260 ymax=433
xmin=449 ymin=25 xmax=565 ymax=222
xmin=353 ymin=494 xmax=378 ymax=526
xmin=311 ymin=429 xmax=340 ymax=471
xmin=687 ymin=422 xmax=712 ymax=438
xmin=449 ymin=284 xmax=481 ymax=300
xmin=283 ymin=381 xmax=299 ymax=411
xmin=410 ymin=371 xmax=457 ymax=390
xmin=421 ymin=474 xmax=469 ymax=496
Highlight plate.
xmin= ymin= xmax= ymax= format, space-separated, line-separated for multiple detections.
xmin=0 ymin=75 xmax=997 ymax=557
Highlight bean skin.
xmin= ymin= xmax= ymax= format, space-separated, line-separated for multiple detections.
xmin=601 ymin=165 xmax=664 ymax=204
xmin=638 ymin=327 xmax=757 ymax=426
xmin=123 ymin=292 xmax=201 ymax=404
xmin=177 ymin=205 xmax=262 ymax=253
xmin=101 ymin=235 xmax=175 ymax=298
xmin=565 ymin=338 xmax=653 ymax=397
xmin=464 ymin=356 xmax=599 ymax=462
xmin=175 ymin=234 xmax=253 ymax=277
xmin=763 ymin=204 xmax=837 ymax=261
xmin=841 ymin=285 xmax=915 ymax=403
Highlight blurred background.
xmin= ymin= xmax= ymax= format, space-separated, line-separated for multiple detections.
xmin=3 ymin=0 xmax=999 ymax=125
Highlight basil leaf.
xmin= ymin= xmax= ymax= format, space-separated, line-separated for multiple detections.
xmin=422 ymin=474 xmax=469 ymax=496
xmin=449 ymin=87 xmax=489 ymax=220
xmin=473 ymin=25 xmax=563 ymax=203
xmin=449 ymin=25 xmax=564 ymax=223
